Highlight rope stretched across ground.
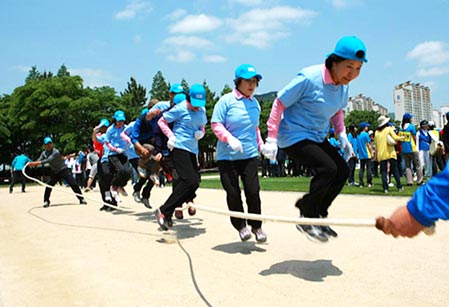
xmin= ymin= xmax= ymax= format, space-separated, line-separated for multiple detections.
xmin=22 ymin=163 xmax=382 ymax=228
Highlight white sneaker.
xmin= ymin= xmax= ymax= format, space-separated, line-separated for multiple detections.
xmin=110 ymin=187 xmax=118 ymax=199
xmin=149 ymin=174 xmax=160 ymax=186
xmin=105 ymin=191 xmax=112 ymax=202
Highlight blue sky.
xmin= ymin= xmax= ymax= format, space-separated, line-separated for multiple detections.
xmin=1 ymin=0 xmax=449 ymax=112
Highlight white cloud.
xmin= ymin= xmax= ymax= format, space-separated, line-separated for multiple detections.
xmin=14 ymin=65 xmax=31 ymax=73
xmin=163 ymin=36 xmax=214 ymax=49
xmin=226 ymin=6 xmax=317 ymax=48
xmin=167 ymin=9 xmax=187 ymax=20
xmin=115 ymin=1 xmax=152 ymax=20
xmin=416 ymin=67 xmax=449 ymax=77
xmin=133 ymin=35 xmax=142 ymax=43
xmin=203 ymin=55 xmax=227 ymax=63
xmin=383 ymin=61 xmax=393 ymax=69
xmin=68 ymin=68 xmax=114 ymax=88
xmin=228 ymin=0 xmax=263 ymax=6
xmin=407 ymin=41 xmax=449 ymax=67
xmin=169 ymin=14 xmax=223 ymax=34
xmin=328 ymin=0 xmax=362 ymax=9
xmin=166 ymin=50 xmax=196 ymax=63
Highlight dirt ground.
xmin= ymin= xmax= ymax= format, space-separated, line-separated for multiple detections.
xmin=1 ymin=181 xmax=449 ymax=307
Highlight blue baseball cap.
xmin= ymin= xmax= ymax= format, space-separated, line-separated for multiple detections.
xmin=99 ymin=118 xmax=110 ymax=127
xmin=329 ymin=36 xmax=368 ymax=63
xmin=173 ymin=93 xmax=186 ymax=105
xmin=113 ymin=110 xmax=126 ymax=121
xmin=235 ymin=64 xmax=262 ymax=80
xmin=170 ymin=83 xmax=184 ymax=94
xmin=189 ymin=84 xmax=206 ymax=107
xmin=403 ymin=113 xmax=414 ymax=120
xmin=359 ymin=122 xmax=370 ymax=129
xmin=44 ymin=137 xmax=53 ymax=144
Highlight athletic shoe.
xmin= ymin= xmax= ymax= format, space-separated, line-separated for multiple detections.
xmin=175 ymin=206 xmax=183 ymax=219
xmin=149 ymin=174 xmax=160 ymax=186
xmin=251 ymin=227 xmax=267 ymax=243
xmin=156 ymin=209 xmax=169 ymax=231
xmin=110 ymin=187 xmax=118 ymax=199
xmin=239 ymin=227 xmax=252 ymax=241
xmin=137 ymin=167 xmax=147 ymax=178
xmin=368 ymin=184 xmax=373 ymax=188
xmin=319 ymin=215 xmax=338 ymax=238
xmin=43 ymin=201 xmax=50 ymax=208
xmin=167 ymin=216 xmax=173 ymax=228
xmin=141 ymin=198 xmax=152 ymax=209
xmin=105 ymin=191 xmax=112 ymax=202
xmin=118 ymin=187 xmax=128 ymax=197
xmin=79 ymin=199 xmax=87 ymax=205
xmin=187 ymin=203 xmax=196 ymax=216
xmin=132 ymin=191 xmax=142 ymax=203
xmin=398 ymin=187 xmax=404 ymax=192
xmin=384 ymin=189 xmax=389 ymax=194
xmin=296 ymin=224 xmax=328 ymax=243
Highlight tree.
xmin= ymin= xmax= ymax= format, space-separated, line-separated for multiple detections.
xmin=149 ymin=71 xmax=169 ymax=101
xmin=121 ymin=77 xmax=147 ymax=108
xmin=25 ymin=66 xmax=41 ymax=83
xmin=57 ymin=64 xmax=70 ymax=77
xmin=344 ymin=110 xmax=381 ymax=130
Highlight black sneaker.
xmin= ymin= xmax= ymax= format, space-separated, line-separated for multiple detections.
xmin=320 ymin=225 xmax=338 ymax=238
xmin=141 ymin=198 xmax=152 ymax=209
xmin=296 ymin=224 xmax=328 ymax=243
xmin=43 ymin=201 xmax=50 ymax=208
xmin=79 ymin=199 xmax=87 ymax=205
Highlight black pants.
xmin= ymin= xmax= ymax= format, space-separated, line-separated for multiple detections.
xmin=109 ymin=154 xmax=132 ymax=187
xmin=347 ymin=157 xmax=357 ymax=184
xmin=380 ymin=159 xmax=403 ymax=191
xmin=44 ymin=168 xmax=83 ymax=203
xmin=129 ymin=157 xmax=154 ymax=199
xmin=10 ymin=170 xmax=26 ymax=192
xmin=359 ymin=158 xmax=372 ymax=186
xmin=97 ymin=160 xmax=117 ymax=205
xmin=160 ymin=149 xmax=199 ymax=218
xmin=282 ymin=139 xmax=349 ymax=218
xmin=217 ymin=157 xmax=262 ymax=230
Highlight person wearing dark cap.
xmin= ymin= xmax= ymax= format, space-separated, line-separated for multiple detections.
xmin=27 ymin=137 xmax=87 ymax=207
xmin=399 ymin=113 xmax=424 ymax=186
xmin=211 ymin=64 xmax=267 ymax=242
xmin=263 ymin=36 xmax=367 ymax=243
xmin=357 ymin=121 xmax=373 ymax=188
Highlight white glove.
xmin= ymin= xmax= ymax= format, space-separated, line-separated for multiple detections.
xmin=228 ymin=135 xmax=243 ymax=153
xmin=167 ymin=136 xmax=176 ymax=151
xmin=116 ymin=147 xmax=125 ymax=154
xmin=194 ymin=130 xmax=205 ymax=140
xmin=262 ymin=137 xmax=278 ymax=160
xmin=338 ymin=132 xmax=354 ymax=161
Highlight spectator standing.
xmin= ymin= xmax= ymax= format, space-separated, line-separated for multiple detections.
xmin=9 ymin=149 xmax=32 ymax=193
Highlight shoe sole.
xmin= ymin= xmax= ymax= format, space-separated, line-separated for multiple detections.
xmin=296 ymin=225 xmax=329 ymax=243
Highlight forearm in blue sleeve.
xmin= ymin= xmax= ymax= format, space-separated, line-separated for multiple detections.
xmin=407 ymin=164 xmax=449 ymax=227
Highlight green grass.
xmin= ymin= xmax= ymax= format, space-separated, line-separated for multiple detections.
xmin=200 ymin=170 xmax=419 ymax=197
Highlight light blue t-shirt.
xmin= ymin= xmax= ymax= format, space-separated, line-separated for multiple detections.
xmin=357 ymin=131 xmax=371 ymax=159
xmin=277 ymin=64 xmax=349 ymax=148
xmin=11 ymin=154 xmax=32 ymax=171
xmin=400 ymin=123 xmax=417 ymax=154
xmin=105 ymin=125 xmax=128 ymax=157
xmin=150 ymin=100 xmax=171 ymax=112
xmin=211 ymin=90 xmax=260 ymax=160
xmin=348 ymin=133 xmax=359 ymax=158
xmin=163 ymin=101 xmax=207 ymax=155
xmin=123 ymin=122 xmax=139 ymax=160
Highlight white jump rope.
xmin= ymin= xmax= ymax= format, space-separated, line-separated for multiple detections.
xmin=22 ymin=163 xmax=435 ymax=234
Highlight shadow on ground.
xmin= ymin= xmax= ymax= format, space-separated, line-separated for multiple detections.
xmin=259 ymin=259 xmax=342 ymax=282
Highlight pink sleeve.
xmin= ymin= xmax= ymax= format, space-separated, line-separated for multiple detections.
xmin=158 ymin=117 xmax=174 ymax=138
xmin=120 ymin=130 xmax=131 ymax=144
xmin=267 ymin=98 xmax=286 ymax=139
xmin=256 ymin=126 xmax=263 ymax=149
xmin=211 ymin=122 xmax=232 ymax=143
xmin=330 ymin=110 xmax=345 ymax=134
